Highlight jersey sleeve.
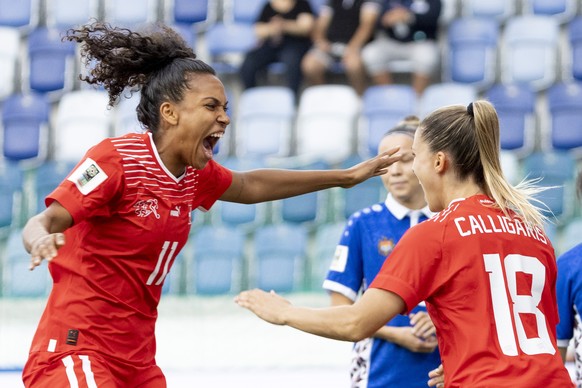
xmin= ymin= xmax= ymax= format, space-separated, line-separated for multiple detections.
xmin=195 ymin=160 xmax=233 ymax=212
xmin=46 ymin=140 xmax=124 ymax=224
xmin=556 ymin=254 xmax=575 ymax=345
xmin=369 ymin=220 xmax=444 ymax=314
xmin=323 ymin=216 xmax=364 ymax=301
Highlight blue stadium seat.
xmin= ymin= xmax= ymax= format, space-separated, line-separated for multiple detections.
xmin=189 ymin=225 xmax=244 ymax=295
xmin=171 ymin=0 xmax=210 ymax=24
xmin=27 ymin=27 xmax=76 ymax=94
xmin=419 ymin=83 xmax=477 ymax=118
xmin=0 ymin=27 xmax=20 ymax=100
xmin=445 ymin=18 xmax=498 ymax=89
xmin=253 ymin=223 xmax=308 ymax=292
xmin=170 ymin=23 xmax=197 ymax=49
xmin=461 ymin=0 xmax=516 ymax=21
xmin=310 ymin=221 xmax=345 ymax=290
xmin=2 ymin=93 xmax=50 ymax=162
xmin=339 ymin=155 xmax=385 ymax=220
xmin=546 ymin=82 xmax=582 ymax=153
xmin=45 ymin=0 xmax=98 ymax=29
xmin=485 ymin=83 xmax=536 ymax=156
xmin=296 ymin=85 xmax=361 ymax=163
xmin=522 ymin=0 xmax=576 ymax=23
xmin=33 ymin=160 xmax=76 ymax=214
xmin=2 ymin=228 xmax=51 ymax=297
xmin=229 ymin=0 xmax=267 ymax=24
xmin=204 ymin=22 xmax=257 ymax=74
xmin=360 ymin=85 xmax=417 ymax=157
xmin=523 ymin=151 xmax=576 ymax=221
xmin=568 ymin=17 xmax=582 ymax=81
xmin=0 ymin=0 xmax=39 ymax=30
xmin=235 ymin=86 xmax=295 ymax=158
xmin=501 ymin=16 xmax=559 ymax=91
xmin=0 ymin=162 xmax=24 ymax=230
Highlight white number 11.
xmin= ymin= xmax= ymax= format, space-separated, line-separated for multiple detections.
xmin=483 ymin=253 xmax=555 ymax=356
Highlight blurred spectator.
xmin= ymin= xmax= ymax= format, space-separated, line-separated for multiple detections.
xmin=362 ymin=0 xmax=441 ymax=95
xmin=240 ymin=0 xmax=315 ymax=96
xmin=300 ymin=0 xmax=381 ymax=95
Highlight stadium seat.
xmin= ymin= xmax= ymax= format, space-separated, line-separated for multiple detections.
xmin=32 ymin=160 xmax=76 ymax=214
xmin=1 ymin=93 xmax=50 ymax=162
xmin=0 ymin=27 xmax=20 ymax=100
xmin=102 ymin=0 xmax=158 ymax=28
xmin=568 ymin=17 xmax=582 ymax=81
xmin=499 ymin=150 xmax=521 ymax=185
xmin=339 ymin=155 xmax=385 ymax=220
xmin=235 ymin=86 xmax=295 ymax=158
xmin=558 ymin=217 xmax=582 ymax=255
xmin=216 ymin=157 xmax=265 ymax=228
xmin=444 ymin=17 xmax=498 ymax=90
xmin=189 ymin=225 xmax=244 ymax=295
xmin=2 ymin=228 xmax=51 ymax=297
xmin=359 ymin=85 xmax=417 ymax=158
xmin=296 ymin=85 xmax=361 ymax=163
xmin=0 ymin=162 xmax=23 ymax=230
xmin=310 ymin=221 xmax=345 ymax=290
xmin=501 ymin=16 xmax=559 ymax=91
xmin=170 ymin=23 xmax=197 ymax=49
xmin=45 ymin=0 xmax=98 ymax=29
xmin=0 ymin=0 xmax=39 ymax=31
xmin=113 ymin=91 xmax=144 ymax=136
xmin=227 ymin=0 xmax=267 ymax=24
xmin=461 ymin=0 xmax=515 ymax=21
xmin=53 ymin=90 xmax=112 ymax=162
xmin=419 ymin=83 xmax=477 ymax=118
xmin=26 ymin=27 xmax=76 ymax=94
xmin=169 ymin=0 xmax=212 ymax=25
xmin=276 ymin=160 xmax=329 ymax=225
xmin=253 ymin=223 xmax=308 ymax=292
xmin=204 ymin=22 xmax=257 ymax=74
xmin=521 ymin=0 xmax=576 ymax=24
xmin=546 ymin=81 xmax=582 ymax=154
xmin=485 ymin=83 xmax=536 ymax=156
xmin=523 ymin=151 xmax=576 ymax=221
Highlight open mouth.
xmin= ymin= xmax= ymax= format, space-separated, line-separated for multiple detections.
xmin=203 ymin=132 xmax=224 ymax=156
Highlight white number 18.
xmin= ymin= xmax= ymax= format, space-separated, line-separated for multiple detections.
xmin=483 ymin=253 xmax=555 ymax=356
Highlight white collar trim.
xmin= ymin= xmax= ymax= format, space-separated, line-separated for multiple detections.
xmin=384 ymin=193 xmax=433 ymax=220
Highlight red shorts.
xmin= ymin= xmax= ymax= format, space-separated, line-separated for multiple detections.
xmin=23 ymin=350 xmax=166 ymax=387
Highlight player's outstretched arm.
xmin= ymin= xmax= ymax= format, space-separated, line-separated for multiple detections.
xmin=23 ymin=201 xmax=73 ymax=270
xmin=220 ymin=148 xmax=401 ymax=204
xmin=235 ymin=288 xmax=404 ymax=342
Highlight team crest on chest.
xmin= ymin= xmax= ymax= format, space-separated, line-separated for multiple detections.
xmin=378 ymin=237 xmax=394 ymax=256
xmin=134 ymin=199 xmax=161 ymax=219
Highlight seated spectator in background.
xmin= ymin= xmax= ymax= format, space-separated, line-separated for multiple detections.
xmin=240 ymin=0 xmax=315 ymax=96
xmin=301 ymin=0 xmax=381 ymax=95
xmin=556 ymin=169 xmax=582 ymax=386
xmin=362 ymin=0 xmax=441 ymax=95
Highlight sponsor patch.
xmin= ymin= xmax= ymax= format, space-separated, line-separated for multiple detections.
xmin=67 ymin=158 xmax=108 ymax=195
xmin=329 ymin=245 xmax=348 ymax=273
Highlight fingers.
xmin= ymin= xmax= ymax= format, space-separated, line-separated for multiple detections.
xmin=427 ymin=364 xmax=445 ymax=387
xmin=410 ymin=312 xmax=437 ymax=339
xmin=30 ymin=234 xmax=65 ymax=270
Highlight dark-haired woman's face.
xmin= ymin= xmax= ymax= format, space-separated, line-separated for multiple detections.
xmin=172 ymin=74 xmax=229 ymax=169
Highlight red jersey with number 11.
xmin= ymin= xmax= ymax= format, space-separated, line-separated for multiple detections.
xmin=27 ymin=132 xmax=232 ymax=366
xmin=370 ymin=195 xmax=573 ymax=387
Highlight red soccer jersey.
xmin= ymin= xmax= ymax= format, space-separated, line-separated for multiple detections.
xmin=28 ymin=132 xmax=232 ymax=366
xmin=370 ymin=195 xmax=573 ymax=387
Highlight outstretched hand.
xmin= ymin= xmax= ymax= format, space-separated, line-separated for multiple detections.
xmin=29 ymin=233 xmax=66 ymax=270
xmin=235 ymin=289 xmax=291 ymax=325
xmin=340 ymin=146 xmax=401 ymax=188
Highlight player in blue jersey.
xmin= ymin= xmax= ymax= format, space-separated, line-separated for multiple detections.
xmin=323 ymin=116 xmax=441 ymax=387
xmin=557 ymin=169 xmax=582 ymax=387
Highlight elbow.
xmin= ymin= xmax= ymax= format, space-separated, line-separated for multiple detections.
xmin=342 ymin=315 xmax=377 ymax=342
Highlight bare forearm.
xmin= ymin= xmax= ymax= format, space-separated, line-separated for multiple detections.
xmin=22 ymin=214 xmax=51 ymax=253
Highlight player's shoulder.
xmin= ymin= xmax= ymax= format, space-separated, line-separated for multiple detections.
xmin=347 ymin=202 xmax=388 ymax=224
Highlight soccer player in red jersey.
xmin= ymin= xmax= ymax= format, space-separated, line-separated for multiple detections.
xmin=236 ymin=100 xmax=574 ymax=387
xmin=21 ymin=22 xmax=400 ymax=388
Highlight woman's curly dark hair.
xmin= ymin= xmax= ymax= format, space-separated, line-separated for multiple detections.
xmin=64 ymin=22 xmax=216 ymax=133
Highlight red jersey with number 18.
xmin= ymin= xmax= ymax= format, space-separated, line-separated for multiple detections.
xmin=25 ymin=132 xmax=232 ymax=367
xmin=370 ymin=195 xmax=573 ymax=388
